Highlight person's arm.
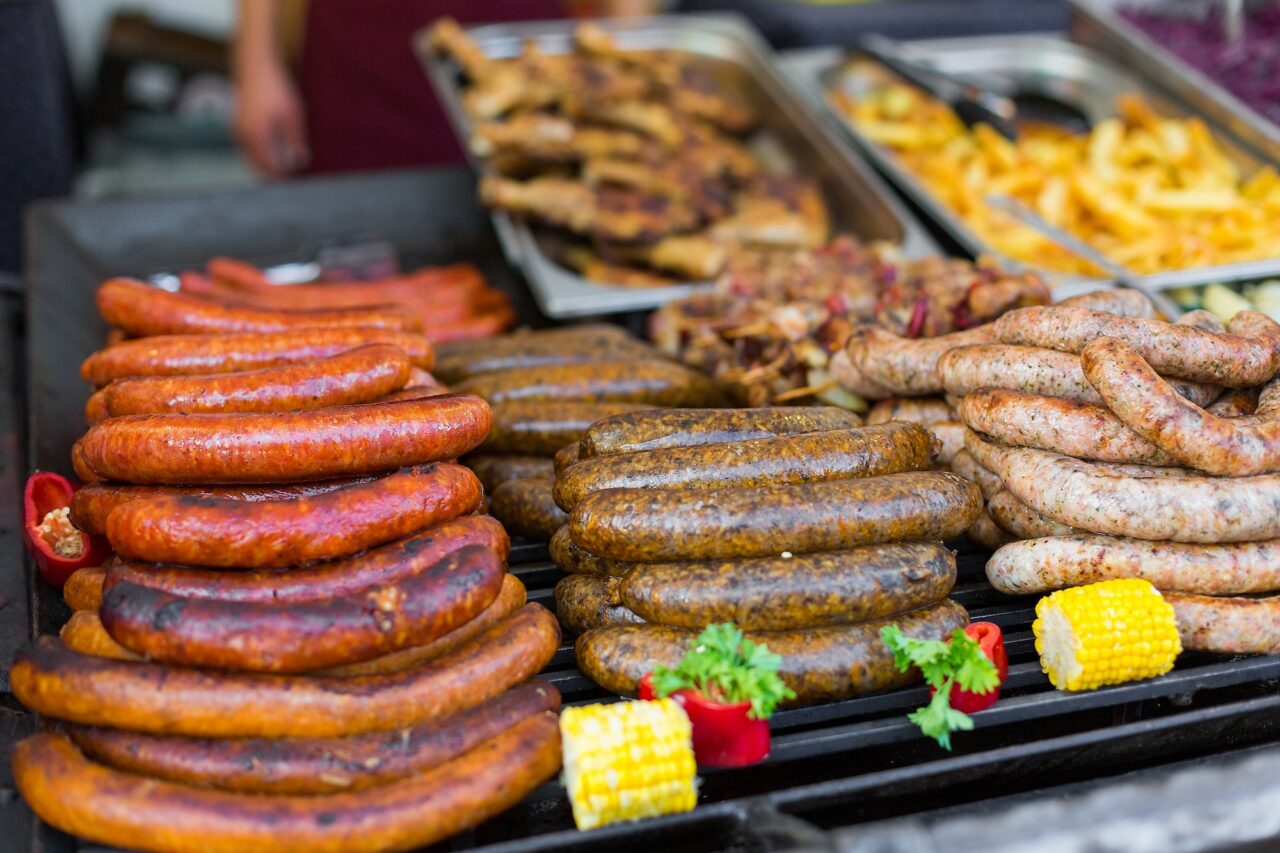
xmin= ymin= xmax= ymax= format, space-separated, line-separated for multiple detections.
xmin=233 ymin=0 xmax=308 ymax=177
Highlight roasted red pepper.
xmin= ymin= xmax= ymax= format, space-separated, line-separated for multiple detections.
xmin=639 ymin=673 xmax=771 ymax=768
xmin=934 ymin=621 xmax=1008 ymax=713
xmin=23 ymin=472 xmax=111 ymax=588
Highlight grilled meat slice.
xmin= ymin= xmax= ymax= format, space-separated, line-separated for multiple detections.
xmin=480 ymin=176 xmax=702 ymax=243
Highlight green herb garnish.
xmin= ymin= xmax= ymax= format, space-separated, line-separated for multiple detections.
xmin=881 ymin=625 xmax=1000 ymax=750
xmin=651 ymin=623 xmax=795 ymax=720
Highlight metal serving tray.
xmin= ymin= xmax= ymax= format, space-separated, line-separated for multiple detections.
xmin=1070 ymin=0 xmax=1280 ymax=165
xmin=418 ymin=14 xmax=938 ymax=319
xmin=792 ymin=33 xmax=1280 ymax=293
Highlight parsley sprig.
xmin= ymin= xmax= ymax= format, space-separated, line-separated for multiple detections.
xmin=651 ymin=623 xmax=796 ymax=720
xmin=881 ymin=625 xmax=1000 ymax=750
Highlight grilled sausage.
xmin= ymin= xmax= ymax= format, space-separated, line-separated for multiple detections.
xmin=555 ymin=423 xmax=936 ymax=511
xmin=985 ymin=489 xmax=1078 ymax=539
xmin=12 ymin=715 xmax=561 ymax=853
xmin=929 ymin=421 xmax=965 ymax=466
xmin=1207 ymin=389 xmax=1259 ymax=418
xmin=463 ymin=454 xmax=554 ymax=491
xmin=313 ymin=574 xmax=526 ymax=678
xmin=965 ymin=431 xmax=1280 ymax=543
xmin=84 ymin=391 xmax=109 ymax=424
xmin=65 ymin=681 xmax=561 ymax=795
xmin=948 ymin=449 xmax=1003 ymax=500
xmin=81 ymin=328 xmax=434 ymax=386
xmin=577 ymin=599 xmax=969 ymax=703
xmin=1083 ymin=337 xmax=1280 ymax=476
xmin=938 ymin=344 xmax=1217 ymax=406
xmin=60 ymin=611 xmax=139 ymax=662
xmin=968 ymin=507 xmax=1016 ymax=550
xmin=105 ymin=515 xmax=508 ymax=604
xmin=453 ymin=360 xmax=723 ymax=406
xmin=866 ymin=397 xmax=953 ymax=426
xmin=1165 ymin=592 xmax=1280 ymax=654
xmin=994 ymin=306 xmax=1280 ymax=387
xmin=63 ymin=567 xmax=106 ymax=611
xmin=96 ymin=345 xmax=410 ymax=418
xmin=97 ymin=278 xmax=419 ymax=337
xmin=828 ymin=348 xmax=892 ymax=398
xmin=554 ymin=575 xmax=643 ymax=635
xmin=569 ymin=471 xmax=981 ymax=562
xmin=489 ymin=478 xmax=568 ymax=541
xmin=580 ymin=407 xmax=865 ymax=457
xmin=100 ymin=546 xmax=505 ymax=673
xmin=554 ymin=442 xmax=581 ymax=475
xmin=105 ymin=463 xmax=482 ymax=568
xmin=71 ymin=478 xmax=374 ymax=536
xmin=432 ymin=323 xmax=641 ymax=382
xmin=548 ymin=525 xmax=632 ymax=577
xmin=620 ymin=542 xmax=955 ymax=631
xmin=958 ymin=390 xmax=1178 ymax=466
xmin=482 ymin=401 xmax=656 ymax=456
xmin=1057 ymin=288 xmax=1157 ymax=318
xmin=844 ymin=325 xmax=997 ymax=397
xmin=986 ymin=534 xmax=1280 ymax=595
xmin=75 ymin=394 xmax=492 ymax=484
xmin=11 ymin=604 xmax=559 ymax=738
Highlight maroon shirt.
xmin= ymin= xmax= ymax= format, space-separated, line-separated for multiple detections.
xmin=298 ymin=0 xmax=564 ymax=173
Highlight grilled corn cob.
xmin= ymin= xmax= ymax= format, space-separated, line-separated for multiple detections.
xmin=560 ymin=699 xmax=697 ymax=830
xmin=1033 ymin=578 xmax=1181 ymax=691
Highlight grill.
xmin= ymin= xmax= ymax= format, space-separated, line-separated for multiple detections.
xmin=16 ymin=167 xmax=1280 ymax=853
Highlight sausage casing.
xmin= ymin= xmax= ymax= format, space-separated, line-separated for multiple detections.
xmin=580 ymin=406 xmax=865 ymax=457
xmin=549 ymin=525 xmax=633 ymax=577
xmin=985 ymin=489 xmax=1078 ymax=539
xmin=554 ymin=575 xmax=644 ymax=635
xmin=1166 ymin=592 xmax=1280 ymax=654
xmin=453 ymin=360 xmax=724 ymax=406
xmin=619 ymin=542 xmax=956 ymax=631
xmin=432 ymin=324 xmax=643 ymax=382
xmin=63 ymin=567 xmax=106 ymax=611
xmin=482 ymin=401 xmax=658 ymax=456
xmin=463 ymin=454 xmax=555 ymax=491
xmin=489 ymin=478 xmax=568 ymax=541
xmin=577 ymin=599 xmax=969 ymax=704
xmin=570 ymin=471 xmax=981 ymax=561
xmin=866 ymin=398 xmax=953 ymax=427
xmin=75 ymin=394 xmax=492 ymax=483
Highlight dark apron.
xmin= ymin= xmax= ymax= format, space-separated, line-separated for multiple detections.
xmin=298 ymin=0 xmax=564 ymax=173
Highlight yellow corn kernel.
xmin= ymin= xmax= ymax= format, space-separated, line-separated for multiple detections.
xmin=1034 ymin=578 xmax=1181 ymax=691
xmin=560 ymin=699 xmax=697 ymax=830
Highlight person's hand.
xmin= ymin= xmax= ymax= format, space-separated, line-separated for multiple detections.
xmin=233 ymin=51 xmax=309 ymax=177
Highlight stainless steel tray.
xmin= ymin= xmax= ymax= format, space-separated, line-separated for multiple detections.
xmin=416 ymin=14 xmax=938 ymax=319
xmin=792 ymin=32 xmax=1280 ymax=294
xmin=1070 ymin=0 xmax=1280 ymax=165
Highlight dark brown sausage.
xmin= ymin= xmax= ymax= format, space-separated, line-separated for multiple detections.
xmin=549 ymin=525 xmax=633 ymax=577
xmin=81 ymin=328 xmax=434 ymax=386
xmin=555 ymin=423 xmax=935 ymax=511
xmin=489 ymin=478 xmax=568 ymax=541
xmin=482 ymin=401 xmax=658 ymax=456
xmin=99 ymin=546 xmax=505 ymax=673
xmin=104 ymin=515 xmax=509 ymax=604
xmin=554 ymin=442 xmax=582 ymax=475
xmin=63 ymin=567 xmax=106 ymax=611
xmin=71 ymin=478 xmax=375 ymax=536
xmin=12 ymin=715 xmax=561 ymax=853
xmin=432 ymin=323 xmax=642 ymax=382
xmin=580 ymin=406 xmax=865 ymax=457
xmin=10 ymin=604 xmax=560 ymax=738
xmin=98 ymin=345 xmax=411 ymax=418
xmin=105 ymin=463 xmax=483 ymax=568
xmin=554 ymin=575 xmax=644 ymax=635
xmin=570 ymin=471 xmax=982 ymax=561
xmin=577 ymin=599 xmax=969 ymax=704
xmin=74 ymin=394 xmax=492 ymax=484
xmin=97 ymin=277 xmax=419 ymax=337
xmin=65 ymin=681 xmax=561 ymax=795
xmin=620 ymin=542 xmax=956 ymax=631
xmin=462 ymin=455 xmax=555 ymax=491
xmin=453 ymin=360 xmax=724 ymax=406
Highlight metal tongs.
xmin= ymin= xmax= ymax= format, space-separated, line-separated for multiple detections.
xmin=858 ymin=33 xmax=1019 ymax=140
xmin=985 ymin=194 xmax=1185 ymax=320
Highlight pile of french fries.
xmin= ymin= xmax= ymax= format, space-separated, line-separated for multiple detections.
xmin=834 ymin=67 xmax=1280 ymax=276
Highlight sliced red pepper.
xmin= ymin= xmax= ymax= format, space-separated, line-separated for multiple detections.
xmin=931 ymin=621 xmax=1008 ymax=714
xmin=639 ymin=672 xmax=771 ymax=768
xmin=23 ymin=472 xmax=111 ymax=588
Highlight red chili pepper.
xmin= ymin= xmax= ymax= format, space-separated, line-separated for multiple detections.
xmin=639 ymin=673 xmax=771 ymax=768
xmin=23 ymin=472 xmax=111 ymax=588
xmin=937 ymin=621 xmax=1008 ymax=714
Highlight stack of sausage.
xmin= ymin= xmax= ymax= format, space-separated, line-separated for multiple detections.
xmin=179 ymin=255 xmax=515 ymax=344
xmin=10 ymin=280 xmax=564 ymax=853
xmin=548 ymin=407 xmax=983 ymax=706
xmin=441 ymin=324 xmax=726 ymax=541
xmin=831 ymin=290 xmax=1164 ymax=548
xmin=933 ymin=291 xmax=1280 ymax=656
